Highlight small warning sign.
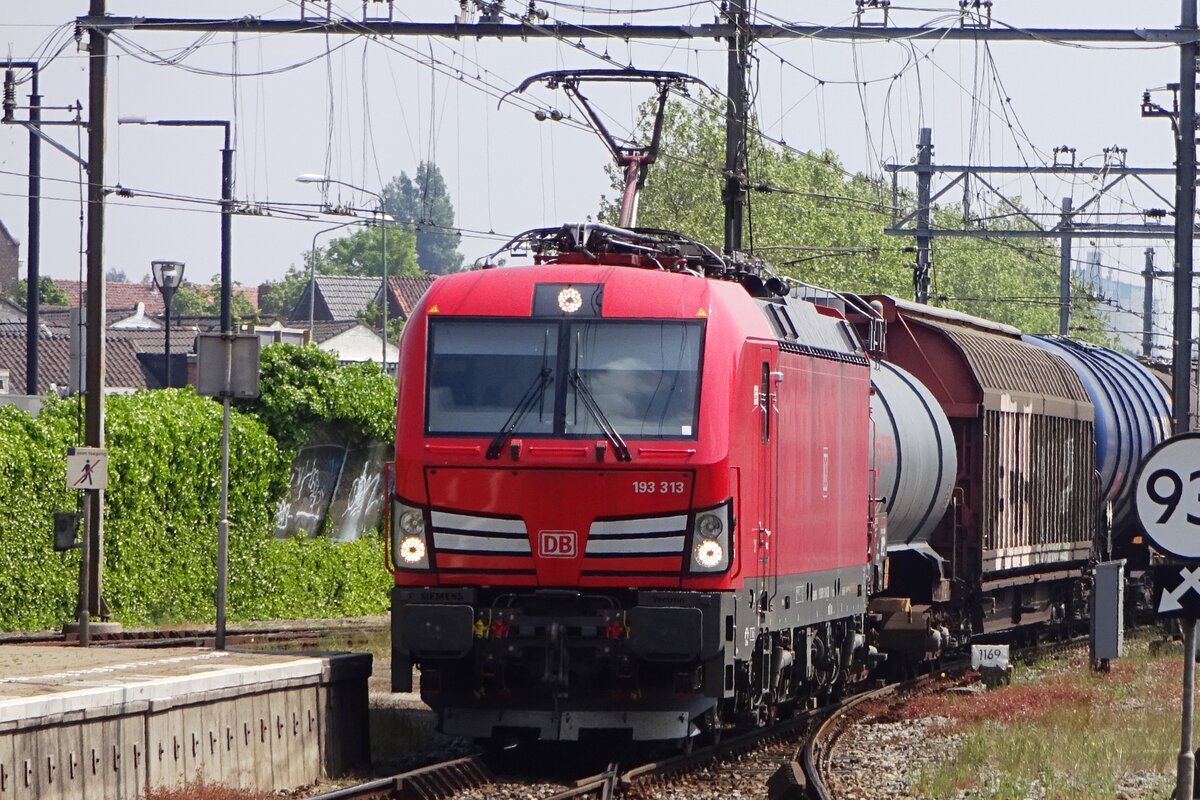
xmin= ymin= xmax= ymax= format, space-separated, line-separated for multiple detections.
xmin=66 ymin=447 xmax=107 ymax=491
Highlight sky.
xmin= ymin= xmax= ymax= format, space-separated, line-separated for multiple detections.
xmin=0 ymin=1 xmax=1189 ymax=338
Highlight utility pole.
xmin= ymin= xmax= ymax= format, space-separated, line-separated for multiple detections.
xmin=1172 ymin=0 xmax=1197 ymax=438
xmin=1143 ymin=247 xmax=1157 ymax=358
xmin=82 ymin=0 xmax=109 ymax=647
xmin=24 ymin=68 xmax=39 ymax=396
xmin=722 ymin=0 xmax=749 ymax=254
xmin=3 ymin=62 xmax=44 ymax=395
xmin=914 ymin=128 xmax=933 ymax=303
xmin=1059 ymin=197 xmax=1073 ymax=335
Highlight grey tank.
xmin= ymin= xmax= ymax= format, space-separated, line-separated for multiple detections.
xmin=871 ymin=360 xmax=957 ymax=548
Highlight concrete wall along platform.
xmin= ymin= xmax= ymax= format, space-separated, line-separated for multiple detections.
xmin=0 ymin=644 xmax=370 ymax=798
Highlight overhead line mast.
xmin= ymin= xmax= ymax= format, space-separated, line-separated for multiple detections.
xmin=722 ymin=0 xmax=751 ymax=255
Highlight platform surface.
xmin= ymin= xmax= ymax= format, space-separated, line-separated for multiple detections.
xmin=0 ymin=645 xmax=325 ymax=722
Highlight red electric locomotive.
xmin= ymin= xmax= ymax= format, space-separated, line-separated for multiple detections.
xmin=388 ymin=225 xmax=884 ymax=744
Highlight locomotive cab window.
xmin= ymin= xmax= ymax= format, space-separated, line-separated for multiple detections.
xmin=425 ymin=318 xmax=703 ymax=439
xmin=426 ymin=320 xmax=558 ymax=435
xmin=566 ymin=321 xmax=703 ymax=439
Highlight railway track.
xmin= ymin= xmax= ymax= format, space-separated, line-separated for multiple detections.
xmin=0 ymin=620 xmax=389 ymax=649
xmin=307 ymin=704 xmax=824 ymax=800
xmin=300 ymin=633 xmax=1090 ymax=800
xmin=803 ymin=634 xmax=1091 ymax=798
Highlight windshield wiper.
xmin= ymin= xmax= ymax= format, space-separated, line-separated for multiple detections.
xmin=569 ymin=370 xmax=632 ymax=462
xmin=486 ymin=367 xmax=554 ymax=459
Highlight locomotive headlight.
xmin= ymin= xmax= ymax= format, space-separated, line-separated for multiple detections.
xmin=688 ymin=499 xmax=733 ymax=574
xmin=557 ymin=286 xmax=583 ymax=313
xmin=697 ymin=513 xmax=723 ymax=537
xmin=399 ymin=509 xmax=424 ymax=535
xmin=391 ymin=498 xmax=431 ymax=570
xmin=694 ymin=538 xmax=724 ymax=569
xmin=398 ymin=536 xmax=427 ymax=564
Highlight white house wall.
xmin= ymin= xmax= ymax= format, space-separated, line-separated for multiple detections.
xmin=319 ymin=326 xmax=398 ymax=366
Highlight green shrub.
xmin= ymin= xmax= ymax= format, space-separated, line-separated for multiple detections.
xmin=0 ymin=403 xmax=80 ymax=629
xmin=236 ymin=344 xmax=396 ymax=453
xmin=0 ymin=386 xmax=391 ymax=631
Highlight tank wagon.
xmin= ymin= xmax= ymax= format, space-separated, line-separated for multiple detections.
xmin=387 ymin=225 xmax=1169 ymax=746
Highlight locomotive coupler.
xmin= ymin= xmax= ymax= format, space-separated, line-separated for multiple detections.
xmin=544 ymin=621 xmax=570 ymax=693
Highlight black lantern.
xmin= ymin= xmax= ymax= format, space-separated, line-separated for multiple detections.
xmin=151 ymin=260 xmax=185 ymax=388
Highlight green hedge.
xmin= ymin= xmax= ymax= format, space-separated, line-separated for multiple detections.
xmin=0 ymin=386 xmax=391 ymax=631
xmin=0 ymin=403 xmax=82 ymax=629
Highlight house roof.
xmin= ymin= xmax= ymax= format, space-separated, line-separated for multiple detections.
xmin=305 ymin=319 xmax=359 ymax=343
xmin=108 ymin=328 xmax=199 ymax=355
xmin=0 ymin=218 xmax=18 ymax=249
xmin=31 ymin=308 xmax=200 ymax=353
xmin=57 ymin=281 xmax=166 ymax=315
xmin=0 ymin=331 xmax=156 ymax=393
xmin=289 ymin=275 xmax=386 ymax=322
xmin=55 ymin=280 xmax=260 ymax=315
xmin=387 ymin=274 xmax=436 ymax=319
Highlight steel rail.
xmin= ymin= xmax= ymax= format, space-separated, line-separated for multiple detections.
xmin=306 ymin=755 xmax=494 ymax=800
xmin=803 ymin=681 xmax=906 ymax=800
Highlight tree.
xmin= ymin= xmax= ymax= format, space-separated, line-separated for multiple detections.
xmin=234 ymin=343 xmax=396 ymax=452
xmin=7 ymin=276 xmax=68 ymax=309
xmin=606 ymin=100 xmax=1108 ymax=340
xmin=357 ymin=300 xmax=405 ymax=342
xmin=383 ymin=162 xmax=464 ymax=274
xmin=323 ymin=225 xmax=420 ymax=278
xmin=106 ymin=268 xmax=128 ymax=282
xmin=258 ymin=267 xmax=311 ymax=319
xmin=168 ymin=279 xmax=260 ymax=326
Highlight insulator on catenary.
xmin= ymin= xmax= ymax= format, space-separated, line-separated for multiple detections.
xmin=2 ymin=70 xmax=15 ymax=123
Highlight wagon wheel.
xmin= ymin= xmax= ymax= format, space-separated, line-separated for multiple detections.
xmin=704 ymin=705 xmax=724 ymax=745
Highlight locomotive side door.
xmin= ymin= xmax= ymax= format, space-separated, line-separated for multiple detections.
xmin=755 ymin=350 xmax=780 ymax=617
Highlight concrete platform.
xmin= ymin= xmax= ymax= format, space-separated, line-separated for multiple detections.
xmin=0 ymin=644 xmax=370 ymax=799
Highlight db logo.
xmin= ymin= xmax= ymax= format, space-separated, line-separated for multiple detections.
xmin=539 ymin=530 xmax=577 ymax=558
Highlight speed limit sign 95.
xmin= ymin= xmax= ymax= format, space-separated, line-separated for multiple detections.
xmin=1135 ymin=433 xmax=1200 ymax=560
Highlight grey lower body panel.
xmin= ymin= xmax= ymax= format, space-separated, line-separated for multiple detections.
xmin=733 ymin=563 xmax=869 ymax=659
xmin=440 ymin=697 xmax=716 ymax=741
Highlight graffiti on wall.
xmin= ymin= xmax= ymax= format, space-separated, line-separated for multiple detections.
xmin=326 ymin=443 xmax=389 ymax=542
xmin=274 ymin=428 xmax=389 ymax=541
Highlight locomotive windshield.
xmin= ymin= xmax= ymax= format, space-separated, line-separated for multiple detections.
xmin=426 ymin=318 xmax=703 ymax=439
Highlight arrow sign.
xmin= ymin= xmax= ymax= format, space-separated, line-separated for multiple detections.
xmin=1160 ymin=566 xmax=1200 ymax=613
xmin=1155 ymin=565 xmax=1200 ymax=618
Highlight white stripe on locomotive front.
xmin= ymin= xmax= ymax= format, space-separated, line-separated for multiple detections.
xmin=585 ymin=537 xmax=687 ymax=555
xmin=431 ymin=510 xmax=528 ymax=535
xmin=588 ymin=515 xmax=687 ymax=536
xmin=433 ymin=532 xmax=533 ymax=553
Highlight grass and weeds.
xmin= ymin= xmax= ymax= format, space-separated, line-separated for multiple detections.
xmin=145 ymin=779 xmax=278 ymax=799
xmin=907 ymin=636 xmax=1183 ymax=799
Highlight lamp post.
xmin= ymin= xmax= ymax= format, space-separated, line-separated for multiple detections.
xmin=308 ymin=220 xmax=364 ymax=335
xmin=150 ymin=260 xmax=185 ymax=387
xmin=122 ymin=117 xmax=236 ymax=648
xmin=296 ymin=174 xmax=391 ymax=371
xmin=119 ymin=118 xmax=233 ymax=330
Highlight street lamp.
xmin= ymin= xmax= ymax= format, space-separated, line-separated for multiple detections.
xmin=119 ymin=117 xmax=234 ymax=331
xmin=296 ymin=174 xmax=391 ymax=371
xmin=123 ymin=116 xmax=238 ymax=651
xmin=150 ymin=260 xmax=185 ymax=387
xmin=308 ymin=220 xmax=364 ymax=335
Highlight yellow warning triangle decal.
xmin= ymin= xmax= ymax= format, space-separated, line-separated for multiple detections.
xmin=428 ymin=305 xmax=440 ymax=314
xmin=695 ymin=308 xmax=708 ymax=317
